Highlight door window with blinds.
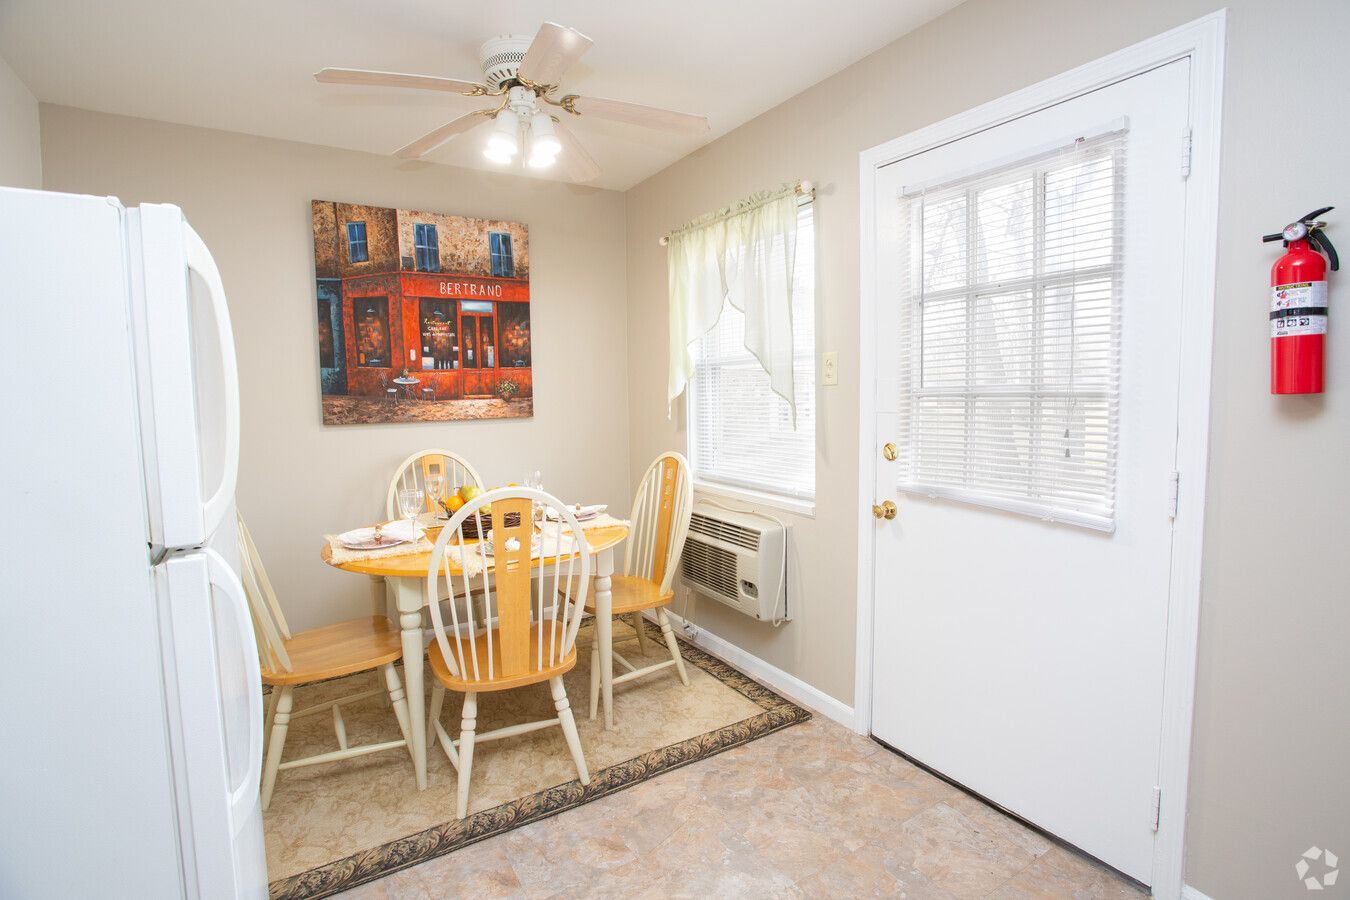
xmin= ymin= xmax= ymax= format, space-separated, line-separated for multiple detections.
xmin=895 ymin=128 xmax=1124 ymax=530
xmin=691 ymin=203 xmax=816 ymax=501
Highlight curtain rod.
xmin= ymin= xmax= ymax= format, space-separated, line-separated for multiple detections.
xmin=658 ymin=180 xmax=815 ymax=247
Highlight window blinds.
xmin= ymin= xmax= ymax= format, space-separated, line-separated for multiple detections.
xmin=895 ymin=128 xmax=1125 ymax=531
xmin=691 ymin=203 xmax=816 ymax=500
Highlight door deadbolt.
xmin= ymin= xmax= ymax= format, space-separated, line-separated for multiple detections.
xmin=871 ymin=500 xmax=897 ymax=520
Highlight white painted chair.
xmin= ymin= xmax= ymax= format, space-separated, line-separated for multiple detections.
xmin=424 ymin=488 xmax=592 ymax=819
xmin=588 ymin=451 xmax=695 ymax=718
xmin=237 ymin=514 xmax=415 ymax=811
xmin=387 ymin=449 xmax=488 ymax=628
xmin=385 ymin=448 xmax=484 ymax=520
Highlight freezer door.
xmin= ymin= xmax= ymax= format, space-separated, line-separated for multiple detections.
xmin=129 ymin=204 xmax=241 ymax=552
xmin=158 ymin=548 xmax=266 ymax=899
xmin=1 ymin=187 xmax=186 ymax=899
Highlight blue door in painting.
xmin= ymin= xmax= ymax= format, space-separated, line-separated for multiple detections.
xmin=316 ymin=279 xmax=346 ymax=393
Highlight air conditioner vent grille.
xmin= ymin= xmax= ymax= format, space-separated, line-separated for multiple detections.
xmin=689 ymin=512 xmax=760 ymax=550
xmin=681 ymin=537 xmax=739 ymax=600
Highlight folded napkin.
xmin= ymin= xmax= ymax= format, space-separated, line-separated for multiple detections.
xmin=571 ymin=512 xmax=629 ymax=531
xmin=338 ymin=518 xmax=424 ymax=545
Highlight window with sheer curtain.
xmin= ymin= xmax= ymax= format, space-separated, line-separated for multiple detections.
xmin=896 ymin=131 xmax=1124 ymax=530
xmin=690 ymin=203 xmax=815 ymax=501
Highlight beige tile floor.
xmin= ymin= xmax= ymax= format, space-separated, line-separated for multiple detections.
xmin=335 ymin=711 xmax=1148 ymax=899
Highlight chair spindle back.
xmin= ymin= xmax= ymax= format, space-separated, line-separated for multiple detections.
xmin=624 ymin=452 xmax=693 ymax=595
xmin=236 ymin=513 xmax=293 ymax=675
xmin=425 ymin=489 xmax=591 ymax=684
xmin=386 ymin=449 xmax=484 ymax=518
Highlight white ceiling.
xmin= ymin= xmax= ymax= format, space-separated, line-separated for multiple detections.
xmin=0 ymin=0 xmax=960 ymax=190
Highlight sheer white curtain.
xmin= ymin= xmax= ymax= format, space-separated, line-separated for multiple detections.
xmin=667 ymin=185 xmax=800 ymax=424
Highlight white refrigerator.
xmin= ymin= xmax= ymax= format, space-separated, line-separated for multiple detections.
xmin=0 ymin=188 xmax=267 ymax=898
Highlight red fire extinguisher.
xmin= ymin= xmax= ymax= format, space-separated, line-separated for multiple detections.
xmin=1264 ymin=207 xmax=1338 ymax=394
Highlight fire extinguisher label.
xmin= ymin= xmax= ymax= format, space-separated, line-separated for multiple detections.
xmin=1270 ymin=281 xmax=1328 ymax=337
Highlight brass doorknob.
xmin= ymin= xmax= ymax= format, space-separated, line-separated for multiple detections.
xmin=882 ymin=442 xmax=898 ymax=461
xmin=871 ymin=500 xmax=897 ymax=520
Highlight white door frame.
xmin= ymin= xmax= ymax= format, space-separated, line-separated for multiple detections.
xmin=854 ymin=11 xmax=1225 ymax=898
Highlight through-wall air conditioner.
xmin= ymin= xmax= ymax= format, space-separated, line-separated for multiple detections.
xmin=679 ymin=502 xmax=789 ymax=622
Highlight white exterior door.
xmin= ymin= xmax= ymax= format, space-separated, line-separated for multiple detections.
xmin=869 ymin=60 xmax=1191 ymax=883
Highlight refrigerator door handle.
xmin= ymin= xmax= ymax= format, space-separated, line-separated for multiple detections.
xmin=204 ymin=547 xmax=263 ymax=808
xmin=184 ymin=224 xmax=240 ymax=540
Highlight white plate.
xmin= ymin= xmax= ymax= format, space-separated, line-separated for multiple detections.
xmin=342 ymin=535 xmax=409 ymax=551
xmin=339 ymin=521 xmax=421 ymax=549
xmin=546 ymin=504 xmax=607 ymax=522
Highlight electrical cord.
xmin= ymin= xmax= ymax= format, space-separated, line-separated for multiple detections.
xmin=694 ymin=496 xmax=790 ymax=627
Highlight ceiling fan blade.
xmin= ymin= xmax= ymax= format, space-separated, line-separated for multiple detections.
xmin=568 ymin=95 xmax=709 ymax=136
xmin=552 ymin=120 xmax=601 ymax=183
xmin=517 ymin=22 xmax=593 ymax=86
xmin=394 ymin=112 xmax=488 ymax=159
xmin=315 ymin=67 xmax=486 ymax=95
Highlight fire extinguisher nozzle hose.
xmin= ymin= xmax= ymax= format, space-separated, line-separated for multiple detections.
xmin=1311 ymin=230 xmax=1339 ymax=272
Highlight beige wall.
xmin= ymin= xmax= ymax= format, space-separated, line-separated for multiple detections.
xmin=39 ymin=104 xmax=631 ymax=635
xmin=0 ymin=52 xmax=41 ymax=188
xmin=624 ymin=1 xmax=1350 ymax=897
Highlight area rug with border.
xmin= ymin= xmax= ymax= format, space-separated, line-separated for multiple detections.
xmin=267 ymin=621 xmax=811 ymax=899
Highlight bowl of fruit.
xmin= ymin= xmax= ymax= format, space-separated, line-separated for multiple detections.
xmin=438 ymin=485 xmax=523 ymax=539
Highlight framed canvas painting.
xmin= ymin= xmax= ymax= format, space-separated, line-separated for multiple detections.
xmin=311 ymin=200 xmax=533 ymax=424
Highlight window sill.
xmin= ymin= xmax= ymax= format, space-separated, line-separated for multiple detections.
xmin=692 ymin=480 xmax=816 ymax=519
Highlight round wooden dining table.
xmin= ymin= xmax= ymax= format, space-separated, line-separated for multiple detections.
xmin=321 ymin=523 xmax=629 ymax=790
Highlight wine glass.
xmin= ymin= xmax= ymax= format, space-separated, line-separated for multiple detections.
xmin=424 ymin=473 xmax=445 ymax=516
xmin=397 ymin=488 xmax=422 ymax=542
xmin=525 ymin=470 xmax=544 ymax=524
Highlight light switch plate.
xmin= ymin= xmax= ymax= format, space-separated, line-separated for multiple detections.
xmin=822 ymin=351 xmax=839 ymax=386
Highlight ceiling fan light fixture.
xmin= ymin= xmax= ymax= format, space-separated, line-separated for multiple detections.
xmin=319 ymin=20 xmax=711 ymax=182
xmin=529 ymin=113 xmax=562 ymax=157
xmin=483 ymin=111 xmax=519 ymax=162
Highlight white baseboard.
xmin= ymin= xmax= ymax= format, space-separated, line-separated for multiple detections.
xmin=652 ymin=609 xmax=856 ymax=729
xmin=1180 ymin=885 xmax=1214 ymax=900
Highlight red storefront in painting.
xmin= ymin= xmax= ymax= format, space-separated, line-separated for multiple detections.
xmin=342 ymin=272 xmax=533 ymax=400
xmin=313 ymin=200 xmax=532 ymax=424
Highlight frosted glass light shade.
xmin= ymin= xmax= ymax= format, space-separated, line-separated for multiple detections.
xmin=484 ymin=111 xmax=519 ymax=161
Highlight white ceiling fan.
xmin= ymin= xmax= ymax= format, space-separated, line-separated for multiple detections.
xmin=314 ymin=22 xmax=710 ymax=183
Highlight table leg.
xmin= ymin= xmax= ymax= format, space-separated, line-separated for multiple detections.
xmin=594 ymin=548 xmax=615 ymax=730
xmin=371 ymin=575 xmax=388 ymax=619
xmin=390 ymin=576 xmax=427 ymax=789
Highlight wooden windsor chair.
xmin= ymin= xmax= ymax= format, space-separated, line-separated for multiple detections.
xmin=385 ymin=448 xmax=484 ymax=520
xmin=587 ymin=451 xmax=694 ymax=718
xmin=386 ymin=448 xmax=488 ymax=627
xmin=424 ymin=488 xmax=592 ymax=819
xmin=237 ymin=514 xmax=415 ymax=810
